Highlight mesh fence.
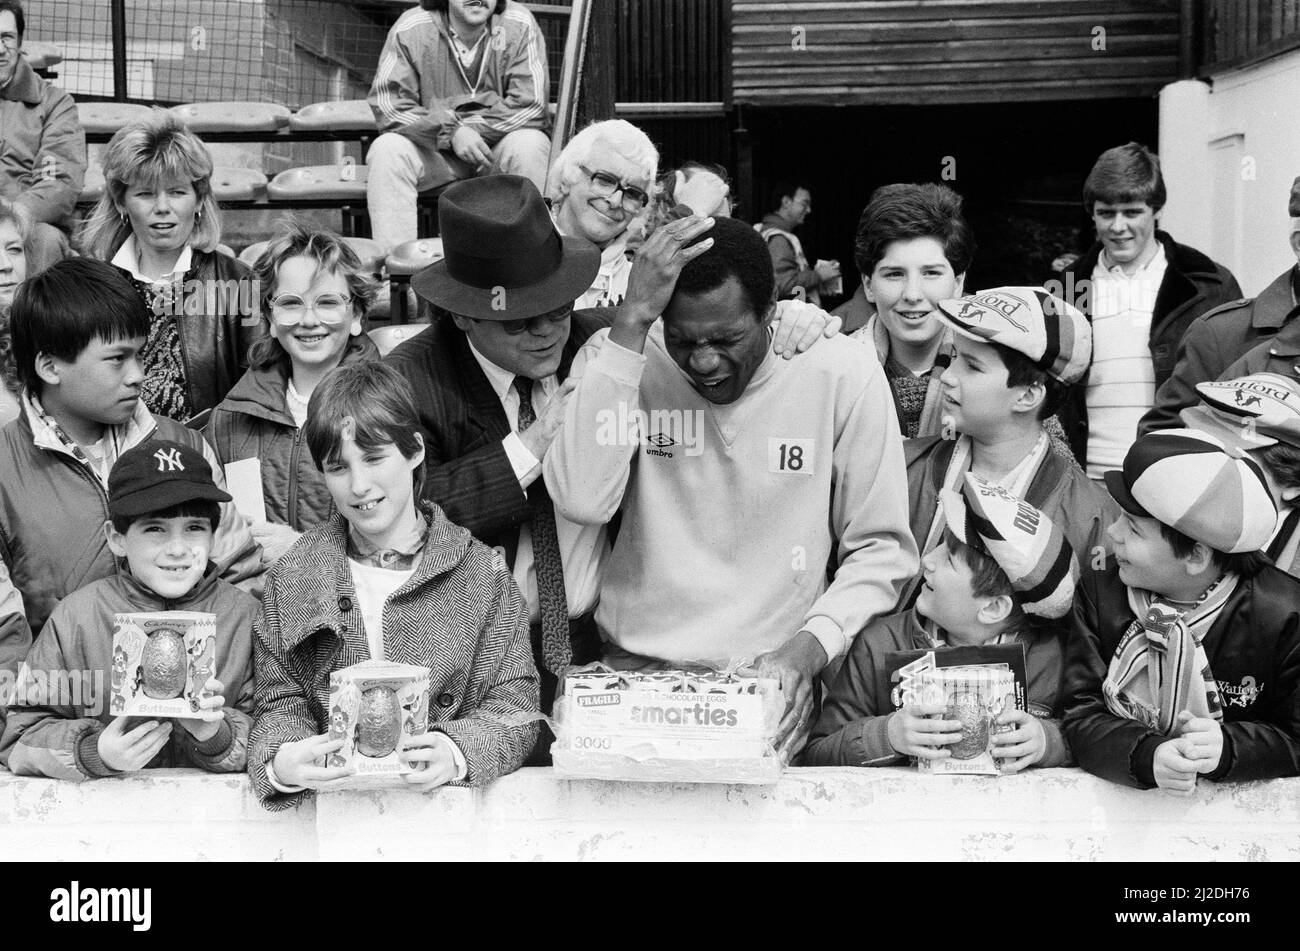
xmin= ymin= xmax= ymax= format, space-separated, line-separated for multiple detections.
xmin=26 ymin=0 xmax=571 ymax=108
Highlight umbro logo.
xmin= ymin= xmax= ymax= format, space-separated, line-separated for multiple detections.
xmin=645 ymin=431 xmax=676 ymax=458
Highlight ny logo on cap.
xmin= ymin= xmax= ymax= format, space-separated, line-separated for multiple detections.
xmin=154 ymin=448 xmax=185 ymax=472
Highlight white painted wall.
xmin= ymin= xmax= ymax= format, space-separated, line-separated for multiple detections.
xmin=1159 ymin=52 xmax=1300 ymax=297
xmin=4 ymin=767 xmax=1298 ymax=862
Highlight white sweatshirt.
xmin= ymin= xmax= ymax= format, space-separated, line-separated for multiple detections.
xmin=543 ymin=324 xmax=917 ymax=669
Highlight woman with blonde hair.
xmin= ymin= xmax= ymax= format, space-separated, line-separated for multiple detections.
xmin=79 ymin=110 xmax=258 ymax=421
xmin=0 ymin=199 xmax=31 ymax=424
xmin=205 ymin=220 xmax=380 ymax=563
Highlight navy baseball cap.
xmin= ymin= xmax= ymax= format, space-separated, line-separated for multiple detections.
xmin=108 ymin=439 xmax=231 ymax=519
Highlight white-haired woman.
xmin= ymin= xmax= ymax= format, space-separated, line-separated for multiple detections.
xmin=79 ymin=110 xmax=258 ymax=421
xmin=546 ymin=119 xmax=658 ymax=309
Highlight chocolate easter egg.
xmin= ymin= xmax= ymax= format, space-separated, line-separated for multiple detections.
xmin=949 ymin=693 xmax=989 ymax=760
xmin=356 ymin=686 xmax=402 ymax=757
xmin=140 ymin=629 xmax=187 ymax=699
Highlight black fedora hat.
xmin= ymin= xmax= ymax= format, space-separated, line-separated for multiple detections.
xmin=411 ymin=175 xmax=600 ymax=320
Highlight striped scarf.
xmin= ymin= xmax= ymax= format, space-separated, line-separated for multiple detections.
xmin=919 ymin=432 xmax=1050 ymax=561
xmin=1102 ymin=574 xmax=1236 ymax=734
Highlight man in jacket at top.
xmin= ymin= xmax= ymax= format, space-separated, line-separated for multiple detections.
xmin=0 ymin=1 xmax=85 ymax=273
xmin=365 ymin=0 xmax=552 ymax=252
xmin=1049 ymin=142 xmax=1241 ymax=479
xmin=1140 ymin=176 xmax=1300 ymax=433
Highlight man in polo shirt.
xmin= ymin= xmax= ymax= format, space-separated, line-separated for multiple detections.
xmin=1052 ymin=142 xmax=1240 ymax=479
xmin=0 ymin=0 xmax=85 ymax=272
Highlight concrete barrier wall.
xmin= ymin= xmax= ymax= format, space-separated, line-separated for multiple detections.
xmin=3 ymin=767 xmax=1298 ymax=862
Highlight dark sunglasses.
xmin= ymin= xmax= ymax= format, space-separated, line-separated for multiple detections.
xmin=479 ymin=303 xmax=574 ymax=336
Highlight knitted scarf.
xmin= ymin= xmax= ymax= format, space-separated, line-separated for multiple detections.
xmin=1102 ymin=574 xmax=1237 ymax=734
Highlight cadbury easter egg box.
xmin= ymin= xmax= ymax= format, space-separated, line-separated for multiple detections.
xmin=111 ymin=612 xmax=217 ymax=719
xmin=885 ymin=644 xmax=1029 ymax=776
xmin=328 ymin=661 xmax=431 ymax=777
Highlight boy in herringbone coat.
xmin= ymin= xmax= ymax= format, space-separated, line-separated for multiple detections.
xmin=249 ymin=362 xmax=539 ymax=809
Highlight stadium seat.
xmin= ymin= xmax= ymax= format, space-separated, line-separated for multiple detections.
xmin=210 ymin=167 xmax=268 ymax=202
xmin=385 ymin=237 xmax=444 ymax=324
xmin=368 ymin=322 xmax=431 ymax=357
xmin=77 ymin=101 xmax=155 ymax=136
xmin=266 ymin=164 xmax=369 ymax=202
xmin=238 ymin=236 xmax=386 ymax=275
xmin=289 ymin=100 xmax=377 ymax=133
xmin=23 ymin=42 xmax=63 ymax=71
xmin=385 ymin=237 xmax=444 ymax=277
xmin=78 ymin=165 xmax=106 ymax=205
xmin=170 ymin=101 xmax=290 ymax=134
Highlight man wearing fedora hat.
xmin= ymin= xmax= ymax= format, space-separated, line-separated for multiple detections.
xmin=384 ymin=175 xmax=602 ymax=760
xmin=386 ymin=176 xmax=842 ymax=760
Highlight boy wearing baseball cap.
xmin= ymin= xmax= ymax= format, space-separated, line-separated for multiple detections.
xmin=1180 ymin=373 xmax=1300 ymax=577
xmin=1063 ymin=429 xmax=1300 ymax=790
xmin=900 ymin=286 xmax=1118 ymax=608
xmin=0 ymin=439 xmax=258 ymax=780
xmin=804 ymin=474 xmax=1079 ymax=772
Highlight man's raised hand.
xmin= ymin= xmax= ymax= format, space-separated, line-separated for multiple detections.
xmin=612 ymin=215 xmax=715 ymax=351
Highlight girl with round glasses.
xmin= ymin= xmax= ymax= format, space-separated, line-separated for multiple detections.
xmin=204 ymin=220 xmax=380 ymax=563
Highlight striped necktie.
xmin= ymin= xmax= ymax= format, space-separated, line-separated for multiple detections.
xmin=514 ymin=376 xmax=572 ymax=673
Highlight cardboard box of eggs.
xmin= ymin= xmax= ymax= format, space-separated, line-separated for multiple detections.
xmin=327 ymin=661 xmax=431 ymax=776
xmin=551 ymin=665 xmax=785 ymax=784
xmin=110 ymin=612 xmax=217 ymax=718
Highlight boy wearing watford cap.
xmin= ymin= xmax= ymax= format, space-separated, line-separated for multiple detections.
xmin=0 ymin=438 xmax=258 ymax=779
xmin=1180 ymin=373 xmax=1300 ymax=577
xmin=900 ymin=286 xmax=1117 ymax=608
xmin=1064 ymin=429 xmax=1300 ymax=790
xmin=804 ymin=474 xmax=1079 ymax=772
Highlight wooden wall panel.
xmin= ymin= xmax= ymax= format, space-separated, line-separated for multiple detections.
xmin=732 ymin=0 xmax=1185 ymax=106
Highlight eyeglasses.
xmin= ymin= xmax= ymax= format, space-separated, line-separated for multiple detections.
xmin=580 ymin=166 xmax=650 ymax=211
xmin=269 ymin=294 xmax=353 ymax=325
xmin=478 ymin=303 xmax=573 ymax=336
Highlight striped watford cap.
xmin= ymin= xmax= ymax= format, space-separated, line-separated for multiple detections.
xmin=1183 ymin=373 xmax=1300 ymax=450
xmin=939 ymin=474 xmax=1079 ymax=619
xmin=1103 ymin=429 xmax=1277 ymax=554
xmin=935 ymin=287 xmax=1091 ymax=385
